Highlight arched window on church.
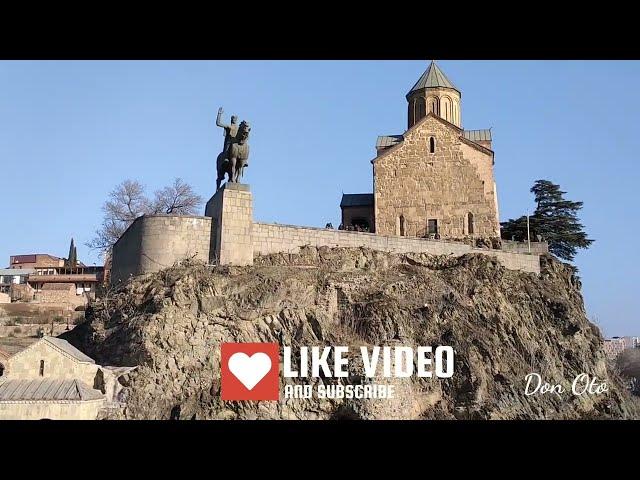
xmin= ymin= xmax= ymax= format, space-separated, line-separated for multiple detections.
xmin=428 ymin=97 xmax=439 ymax=115
xmin=441 ymin=96 xmax=451 ymax=122
xmin=416 ymin=98 xmax=426 ymax=123
xmin=467 ymin=212 xmax=474 ymax=235
xmin=429 ymin=137 xmax=436 ymax=154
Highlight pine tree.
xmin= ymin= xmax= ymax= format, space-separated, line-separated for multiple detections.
xmin=67 ymin=238 xmax=77 ymax=268
xmin=501 ymin=180 xmax=594 ymax=262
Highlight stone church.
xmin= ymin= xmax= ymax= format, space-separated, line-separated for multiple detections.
xmin=341 ymin=61 xmax=500 ymax=240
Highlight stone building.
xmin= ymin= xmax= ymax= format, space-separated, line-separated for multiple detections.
xmin=0 ymin=268 xmax=34 ymax=295
xmin=604 ymin=336 xmax=640 ymax=361
xmin=0 ymin=336 xmax=134 ymax=419
xmin=0 ymin=378 xmax=105 ymax=420
xmin=0 ymin=336 xmax=105 ymax=419
xmin=0 ymin=335 xmax=99 ymax=384
xmin=341 ymin=61 xmax=500 ymax=240
xmin=604 ymin=338 xmax=627 ymax=361
xmin=9 ymin=253 xmax=64 ymax=271
xmin=34 ymin=282 xmax=86 ymax=309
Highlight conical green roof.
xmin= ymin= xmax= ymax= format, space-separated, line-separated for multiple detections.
xmin=407 ymin=61 xmax=459 ymax=96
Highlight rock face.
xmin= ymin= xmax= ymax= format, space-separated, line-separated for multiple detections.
xmin=63 ymin=247 xmax=639 ymax=420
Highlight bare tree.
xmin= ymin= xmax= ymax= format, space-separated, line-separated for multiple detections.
xmin=87 ymin=178 xmax=203 ymax=255
xmin=104 ymin=179 xmax=149 ymax=224
xmin=149 ymin=178 xmax=203 ymax=215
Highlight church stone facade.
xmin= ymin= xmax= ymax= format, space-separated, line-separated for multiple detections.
xmin=341 ymin=61 xmax=500 ymax=240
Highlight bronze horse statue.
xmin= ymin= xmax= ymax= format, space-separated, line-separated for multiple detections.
xmin=216 ymin=120 xmax=250 ymax=190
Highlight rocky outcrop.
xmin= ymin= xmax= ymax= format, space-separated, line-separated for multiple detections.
xmin=63 ymin=247 xmax=640 ymax=419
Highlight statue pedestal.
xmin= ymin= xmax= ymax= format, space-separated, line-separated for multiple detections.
xmin=205 ymin=183 xmax=253 ymax=266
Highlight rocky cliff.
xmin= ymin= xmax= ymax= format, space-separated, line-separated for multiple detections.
xmin=64 ymin=246 xmax=639 ymax=419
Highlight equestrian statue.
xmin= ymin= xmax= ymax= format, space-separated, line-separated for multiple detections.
xmin=216 ymin=107 xmax=251 ymax=190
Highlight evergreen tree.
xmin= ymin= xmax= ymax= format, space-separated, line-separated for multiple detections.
xmin=501 ymin=180 xmax=594 ymax=262
xmin=67 ymin=238 xmax=77 ymax=268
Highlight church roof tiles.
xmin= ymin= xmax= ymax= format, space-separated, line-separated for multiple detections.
xmin=407 ymin=61 xmax=459 ymax=96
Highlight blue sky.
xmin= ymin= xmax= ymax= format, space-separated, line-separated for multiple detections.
xmin=0 ymin=60 xmax=638 ymax=336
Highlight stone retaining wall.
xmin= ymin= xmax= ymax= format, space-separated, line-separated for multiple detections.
xmin=0 ymin=324 xmax=70 ymax=337
xmin=501 ymin=240 xmax=549 ymax=255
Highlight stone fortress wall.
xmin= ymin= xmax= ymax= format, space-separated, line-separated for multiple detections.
xmin=111 ymin=215 xmax=212 ymax=284
xmin=501 ymin=240 xmax=549 ymax=255
xmin=110 ymin=184 xmax=546 ymax=285
xmin=253 ymin=222 xmax=541 ymax=273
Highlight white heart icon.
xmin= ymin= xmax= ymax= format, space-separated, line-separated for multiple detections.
xmin=228 ymin=352 xmax=272 ymax=390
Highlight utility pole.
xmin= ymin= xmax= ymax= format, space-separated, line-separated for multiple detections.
xmin=527 ymin=213 xmax=531 ymax=254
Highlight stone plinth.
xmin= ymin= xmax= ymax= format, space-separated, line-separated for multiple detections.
xmin=205 ymin=183 xmax=253 ymax=266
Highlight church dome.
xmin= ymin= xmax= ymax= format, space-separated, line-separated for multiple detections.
xmin=406 ymin=61 xmax=462 ymax=128
xmin=407 ymin=60 xmax=460 ymax=96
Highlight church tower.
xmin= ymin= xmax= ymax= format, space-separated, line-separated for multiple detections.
xmin=343 ymin=61 xmax=498 ymax=240
xmin=406 ymin=61 xmax=461 ymax=129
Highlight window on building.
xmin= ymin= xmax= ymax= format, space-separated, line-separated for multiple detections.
xmin=93 ymin=369 xmax=106 ymax=394
xmin=39 ymin=360 xmax=45 ymax=377
xmin=468 ymin=213 xmax=474 ymax=235
xmin=0 ymin=363 xmax=4 ymax=377
xmin=441 ymin=97 xmax=450 ymax=121
xmin=429 ymin=98 xmax=439 ymax=115
xmin=427 ymin=219 xmax=438 ymax=235
xmin=415 ymin=98 xmax=426 ymax=123
xmin=399 ymin=215 xmax=406 ymax=236
xmin=429 ymin=137 xmax=435 ymax=154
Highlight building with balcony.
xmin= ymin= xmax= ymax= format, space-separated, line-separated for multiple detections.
xmin=6 ymin=243 xmax=105 ymax=306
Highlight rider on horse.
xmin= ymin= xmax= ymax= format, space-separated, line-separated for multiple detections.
xmin=216 ymin=107 xmax=251 ymax=190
